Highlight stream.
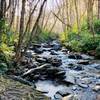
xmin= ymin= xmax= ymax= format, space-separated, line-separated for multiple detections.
xmin=19 ymin=40 xmax=100 ymax=100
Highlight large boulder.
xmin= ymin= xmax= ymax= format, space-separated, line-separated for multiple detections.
xmin=95 ymin=46 xmax=100 ymax=59
xmin=46 ymin=67 xmax=65 ymax=79
xmin=68 ymin=53 xmax=83 ymax=59
xmin=47 ymin=57 xmax=62 ymax=67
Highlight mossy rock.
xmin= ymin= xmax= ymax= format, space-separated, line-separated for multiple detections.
xmin=0 ymin=75 xmax=50 ymax=100
xmin=95 ymin=46 xmax=100 ymax=59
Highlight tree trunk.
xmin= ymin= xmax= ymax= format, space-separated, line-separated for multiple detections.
xmin=0 ymin=0 xmax=6 ymax=20
xmin=87 ymin=0 xmax=95 ymax=38
xmin=0 ymin=0 xmax=6 ymax=43
xmin=23 ymin=0 xmax=47 ymax=55
xmin=15 ymin=0 xmax=26 ymax=63
xmin=98 ymin=0 xmax=100 ymax=19
xmin=66 ymin=0 xmax=70 ymax=31
xmin=10 ymin=0 xmax=17 ymax=28
xmin=74 ymin=0 xmax=80 ymax=34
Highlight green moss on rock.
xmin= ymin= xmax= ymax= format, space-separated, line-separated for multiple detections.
xmin=95 ymin=46 xmax=100 ymax=59
xmin=0 ymin=75 xmax=50 ymax=100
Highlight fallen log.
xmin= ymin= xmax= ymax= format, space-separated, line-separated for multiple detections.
xmin=22 ymin=64 xmax=51 ymax=77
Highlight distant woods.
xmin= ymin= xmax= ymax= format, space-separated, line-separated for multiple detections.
xmin=0 ymin=0 xmax=100 ymax=63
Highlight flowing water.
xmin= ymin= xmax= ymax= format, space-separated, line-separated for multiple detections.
xmin=25 ymin=42 xmax=100 ymax=100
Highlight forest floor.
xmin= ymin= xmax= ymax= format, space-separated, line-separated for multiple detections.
xmin=0 ymin=75 xmax=50 ymax=100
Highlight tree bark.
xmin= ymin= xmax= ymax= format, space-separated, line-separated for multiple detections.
xmin=15 ymin=0 xmax=26 ymax=63
xmin=87 ymin=0 xmax=95 ymax=38
xmin=98 ymin=0 xmax=100 ymax=19
xmin=74 ymin=0 xmax=80 ymax=34
xmin=0 ymin=0 xmax=6 ymax=20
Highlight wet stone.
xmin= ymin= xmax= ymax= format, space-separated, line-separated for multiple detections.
xmin=55 ymin=89 xmax=72 ymax=97
xmin=68 ymin=64 xmax=83 ymax=71
xmin=54 ymin=93 xmax=62 ymax=99
xmin=55 ymin=71 xmax=66 ymax=79
xmin=26 ymin=50 xmax=35 ymax=58
xmin=50 ymin=41 xmax=61 ymax=51
xmin=61 ymin=48 xmax=69 ymax=53
xmin=50 ymin=50 xmax=58 ymax=55
xmin=46 ymin=67 xmax=62 ymax=74
xmin=40 ymin=75 xmax=48 ymax=81
xmin=62 ymin=75 xmax=76 ymax=85
xmin=77 ymin=60 xmax=89 ymax=65
xmin=56 ymin=71 xmax=66 ymax=76
xmin=33 ymin=74 xmax=40 ymax=80
xmin=33 ymin=44 xmax=41 ymax=48
xmin=78 ymin=82 xmax=89 ymax=88
xmin=79 ymin=90 xmax=97 ymax=100
xmin=73 ymin=65 xmax=83 ymax=71
xmin=34 ymin=47 xmax=44 ymax=54
xmin=47 ymin=57 xmax=62 ymax=67
xmin=81 ymin=54 xmax=94 ymax=60
xmin=68 ymin=54 xmax=83 ymax=59
xmin=35 ymin=57 xmax=46 ymax=63
xmin=62 ymin=95 xmax=74 ymax=100
xmin=94 ymin=65 xmax=100 ymax=70
xmin=93 ymin=84 xmax=100 ymax=93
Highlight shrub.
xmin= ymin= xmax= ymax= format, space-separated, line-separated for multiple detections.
xmin=95 ymin=44 xmax=100 ymax=59
xmin=0 ymin=62 xmax=8 ymax=74
xmin=68 ymin=31 xmax=80 ymax=41
xmin=93 ymin=19 xmax=100 ymax=34
xmin=68 ymin=40 xmax=81 ymax=52
xmin=34 ymin=29 xmax=58 ymax=43
xmin=80 ymin=35 xmax=100 ymax=52
xmin=0 ymin=52 xmax=8 ymax=74
xmin=0 ymin=19 xmax=14 ymax=73
xmin=64 ymin=29 xmax=100 ymax=53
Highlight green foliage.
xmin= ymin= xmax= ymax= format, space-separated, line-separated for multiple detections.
xmin=67 ymin=31 xmax=80 ymax=41
xmin=0 ymin=19 xmax=15 ymax=73
xmin=63 ymin=27 xmax=100 ymax=54
xmin=95 ymin=44 xmax=100 ymax=59
xmin=80 ymin=36 xmax=100 ymax=52
xmin=93 ymin=19 xmax=100 ymax=34
xmin=81 ymin=18 xmax=100 ymax=34
xmin=68 ymin=40 xmax=81 ymax=52
xmin=0 ymin=19 xmax=14 ymax=60
xmin=0 ymin=52 xmax=8 ymax=74
xmin=0 ymin=19 xmax=6 ymax=31
xmin=0 ymin=43 xmax=14 ymax=60
xmin=59 ymin=32 xmax=68 ymax=42
xmin=34 ymin=29 xmax=58 ymax=43
xmin=0 ymin=63 xmax=8 ymax=74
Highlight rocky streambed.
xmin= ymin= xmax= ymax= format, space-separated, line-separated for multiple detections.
xmin=9 ymin=41 xmax=100 ymax=100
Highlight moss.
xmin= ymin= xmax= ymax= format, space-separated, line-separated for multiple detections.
xmin=0 ymin=75 xmax=50 ymax=100
xmin=95 ymin=46 xmax=100 ymax=59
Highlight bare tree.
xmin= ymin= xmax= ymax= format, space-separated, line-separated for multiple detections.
xmin=23 ymin=0 xmax=47 ymax=55
xmin=0 ymin=0 xmax=6 ymax=20
xmin=98 ymin=0 xmax=100 ymax=19
xmin=15 ymin=0 xmax=26 ymax=63
xmin=74 ymin=0 xmax=80 ymax=34
xmin=9 ymin=0 xmax=17 ymax=28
